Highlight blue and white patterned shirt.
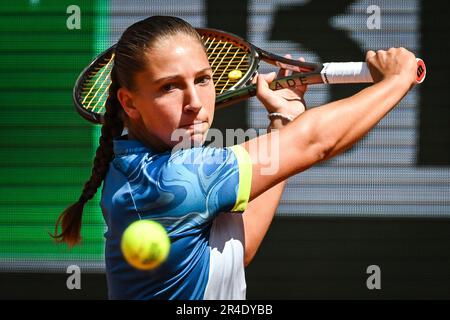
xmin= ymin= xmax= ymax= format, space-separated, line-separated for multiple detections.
xmin=100 ymin=136 xmax=252 ymax=299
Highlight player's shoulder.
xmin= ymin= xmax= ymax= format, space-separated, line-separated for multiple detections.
xmin=111 ymin=138 xmax=163 ymax=176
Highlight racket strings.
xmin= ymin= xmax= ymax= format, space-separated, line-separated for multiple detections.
xmin=81 ymin=53 xmax=114 ymax=113
xmin=79 ymin=34 xmax=251 ymax=116
xmin=202 ymin=35 xmax=250 ymax=94
xmin=218 ymin=53 xmax=248 ymax=94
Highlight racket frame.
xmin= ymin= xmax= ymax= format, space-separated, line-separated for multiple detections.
xmin=72 ymin=27 xmax=425 ymax=124
xmin=73 ymin=45 xmax=115 ymax=124
xmin=197 ymin=27 xmax=260 ymax=93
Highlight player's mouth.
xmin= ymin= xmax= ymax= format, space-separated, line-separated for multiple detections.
xmin=179 ymin=120 xmax=207 ymax=130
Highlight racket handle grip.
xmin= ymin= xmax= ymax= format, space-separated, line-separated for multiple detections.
xmin=321 ymin=62 xmax=373 ymax=84
xmin=321 ymin=58 xmax=426 ymax=84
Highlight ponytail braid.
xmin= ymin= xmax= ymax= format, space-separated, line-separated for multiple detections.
xmin=52 ymin=16 xmax=205 ymax=247
xmin=51 ymin=69 xmax=124 ymax=247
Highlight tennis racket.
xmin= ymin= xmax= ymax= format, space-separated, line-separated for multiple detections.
xmin=74 ymin=27 xmax=426 ymax=124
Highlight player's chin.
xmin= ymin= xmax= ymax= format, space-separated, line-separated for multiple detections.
xmin=189 ymin=135 xmax=206 ymax=147
xmin=171 ymin=129 xmax=208 ymax=148
xmin=189 ymin=130 xmax=209 ymax=147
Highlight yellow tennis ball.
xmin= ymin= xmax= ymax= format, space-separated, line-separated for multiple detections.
xmin=121 ymin=220 xmax=171 ymax=271
xmin=228 ymin=69 xmax=243 ymax=80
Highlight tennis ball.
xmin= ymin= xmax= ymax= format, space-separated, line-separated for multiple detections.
xmin=228 ymin=69 xmax=243 ymax=80
xmin=121 ymin=220 xmax=170 ymax=271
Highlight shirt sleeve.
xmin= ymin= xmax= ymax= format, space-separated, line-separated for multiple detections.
xmin=228 ymin=145 xmax=252 ymax=212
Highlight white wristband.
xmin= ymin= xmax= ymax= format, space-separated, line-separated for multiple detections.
xmin=268 ymin=112 xmax=294 ymax=122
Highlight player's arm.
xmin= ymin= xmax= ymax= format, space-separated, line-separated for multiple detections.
xmin=242 ymin=119 xmax=292 ymax=267
xmin=242 ymin=58 xmax=307 ymax=267
xmin=241 ymin=48 xmax=418 ymax=201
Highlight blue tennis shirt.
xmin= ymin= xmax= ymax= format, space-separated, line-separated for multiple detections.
xmin=100 ymin=136 xmax=252 ymax=299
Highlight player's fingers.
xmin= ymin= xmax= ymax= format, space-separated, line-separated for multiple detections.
xmin=288 ymin=56 xmax=306 ymax=73
xmin=253 ymin=72 xmax=277 ymax=88
xmin=366 ymin=50 xmax=376 ymax=61
xmin=285 ymin=54 xmax=303 ymax=73
xmin=290 ymin=57 xmax=308 ymax=93
xmin=277 ymin=54 xmax=292 ymax=78
xmin=251 ymin=72 xmax=258 ymax=84
xmin=256 ymin=73 xmax=278 ymax=106
xmin=260 ymin=71 xmax=277 ymax=84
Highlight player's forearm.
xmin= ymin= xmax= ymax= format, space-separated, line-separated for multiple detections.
xmin=242 ymin=118 xmax=289 ymax=267
xmin=243 ymin=179 xmax=286 ymax=266
xmin=296 ymin=76 xmax=411 ymax=160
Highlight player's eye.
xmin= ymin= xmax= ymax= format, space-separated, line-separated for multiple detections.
xmin=161 ymin=83 xmax=177 ymax=92
xmin=196 ymin=75 xmax=211 ymax=85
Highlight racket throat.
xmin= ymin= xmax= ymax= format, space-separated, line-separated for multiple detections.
xmin=268 ymin=73 xmax=324 ymax=89
xmin=258 ymin=50 xmax=318 ymax=73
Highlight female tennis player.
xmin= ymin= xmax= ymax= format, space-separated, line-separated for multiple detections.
xmin=52 ymin=16 xmax=418 ymax=299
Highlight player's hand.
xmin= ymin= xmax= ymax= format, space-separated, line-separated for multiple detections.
xmin=366 ymin=48 xmax=417 ymax=88
xmin=255 ymin=55 xmax=307 ymax=120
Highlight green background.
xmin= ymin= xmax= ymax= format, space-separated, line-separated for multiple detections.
xmin=0 ymin=0 xmax=106 ymax=267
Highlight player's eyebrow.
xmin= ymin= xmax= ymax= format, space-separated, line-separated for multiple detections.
xmin=153 ymin=67 xmax=212 ymax=84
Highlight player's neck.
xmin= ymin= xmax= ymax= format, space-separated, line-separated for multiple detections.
xmin=127 ymin=126 xmax=171 ymax=153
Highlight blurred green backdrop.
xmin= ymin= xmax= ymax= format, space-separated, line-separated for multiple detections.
xmin=0 ymin=0 xmax=107 ymax=271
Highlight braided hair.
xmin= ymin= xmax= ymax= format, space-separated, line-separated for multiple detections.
xmin=51 ymin=16 xmax=203 ymax=246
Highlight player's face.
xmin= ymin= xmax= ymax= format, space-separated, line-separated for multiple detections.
xmin=120 ymin=33 xmax=215 ymax=151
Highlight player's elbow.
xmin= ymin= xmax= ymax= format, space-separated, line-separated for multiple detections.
xmin=294 ymin=120 xmax=335 ymax=166
xmin=311 ymin=126 xmax=344 ymax=162
xmin=314 ymin=133 xmax=335 ymax=162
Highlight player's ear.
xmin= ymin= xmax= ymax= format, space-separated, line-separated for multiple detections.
xmin=117 ymin=87 xmax=140 ymax=120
